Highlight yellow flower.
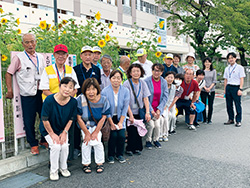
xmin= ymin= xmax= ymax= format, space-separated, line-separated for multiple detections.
xmin=127 ymin=54 xmax=130 ymax=58
xmin=16 ymin=18 xmax=20 ymax=25
xmin=17 ymin=29 xmax=21 ymax=34
xmin=1 ymin=55 xmax=7 ymax=61
xmin=158 ymin=36 xmax=162 ymax=43
xmin=58 ymin=23 xmax=63 ymax=29
xmin=140 ymin=42 xmax=143 ymax=45
xmin=108 ymin=23 xmax=113 ymax=29
xmin=62 ymin=20 xmax=68 ymax=25
xmin=105 ymin=34 xmax=110 ymax=42
xmin=39 ymin=20 xmax=47 ymax=30
xmin=52 ymin=26 xmax=56 ymax=31
xmin=0 ymin=8 xmax=3 ymax=14
xmin=98 ymin=39 xmax=106 ymax=48
xmin=1 ymin=18 xmax=7 ymax=24
xmin=63 ymin=31 xmax=66 ymax=34
xmin=58 ymin=37 xmax=61 ymax=40
xmin=95 ymin=11 xmax=101 ymax=21
xmin=155 ymin=51 xmax=162 ymax=58
xmin=38 ymin=37 xmax=44 ymax=40
xmin=159 ymin=21 xmax=164 ymax=29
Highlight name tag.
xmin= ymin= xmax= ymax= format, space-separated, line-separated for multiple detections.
xmin=133 ymin=103 xmax=138 ymax=109
xmin=184 ymin=96 xmax=189 ymax=100
xmin=34 ymin=74 xmax=41 ymax=81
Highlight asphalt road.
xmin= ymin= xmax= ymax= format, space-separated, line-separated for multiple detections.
xmin=25 ymin=96 xmax=250 ymax=187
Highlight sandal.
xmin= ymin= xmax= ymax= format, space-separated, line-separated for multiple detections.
xmin=82 ymin=165 xmax=91 ymax=174
xmin=96 ymin=165 xmax=104 ymax=173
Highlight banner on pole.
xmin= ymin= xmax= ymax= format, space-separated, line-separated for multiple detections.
xmin=157 ymin=17 xmax=167 ymax=48
xmin=0 ymin=57 xmax=5 ymax=142
xmin=11 ymin=51 xmax=77 ymax=139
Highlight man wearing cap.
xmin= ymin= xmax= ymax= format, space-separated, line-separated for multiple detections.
xmin=73 ymin=46 xmax=101 ymax=95
xmin=133 ymin=48 xmax=153 ymax=79
xmin=5 ymin=33 xmax=46 ymax=155
xmin=100 ymin=54 xmax=113 ymax=90
xmin=162 ymin=53 xmax=178 ymax=78
xmin=39 ymin=44 xmax=80 ymax=100
xmin=183 ymin=52 xmax=200 ymax=75
xmin=92 ymin=46 xmax=102 ymax=70
xmin=117 ymin=56 xmax=130 ymax=84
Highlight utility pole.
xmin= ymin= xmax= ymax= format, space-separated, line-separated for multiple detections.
xmin=54 ymin=0 xmax=58 ymax=26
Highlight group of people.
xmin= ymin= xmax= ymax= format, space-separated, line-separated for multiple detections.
xmin=5 ymin=33 xmax=245 ymax=181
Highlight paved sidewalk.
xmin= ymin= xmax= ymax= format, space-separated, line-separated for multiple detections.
xmin=1 ymin=95 xmax=250 ymax=188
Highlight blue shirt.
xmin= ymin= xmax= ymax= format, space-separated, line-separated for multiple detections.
xmin=39 ymin=94 xmax=77 ymax=136
xmin=162 ymin=64 xmax=178 ymax=78
xmin=96 ymin=62 xmax=102 ymax=69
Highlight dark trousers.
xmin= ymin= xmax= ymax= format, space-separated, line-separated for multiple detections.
xmin=108 ymin=129 xmax=126 ymax=157
xmin=225 ymin=85 xmax=242 ymax=122
xmin=20 ymin=90 xmax=45 ymax=147
xmin=126 ymin=114 xmax=143 ymax=153
xmin=200 ymin=91 xmax=215 ymax=122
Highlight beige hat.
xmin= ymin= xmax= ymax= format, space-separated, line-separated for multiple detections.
xmin=186 ymin=52 xmax=196 ymax=60
xmin=81 ymin=45 xmax=92 ymax=53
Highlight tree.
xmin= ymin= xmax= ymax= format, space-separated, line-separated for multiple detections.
xmin=157 ymin=0 xmax=225 ymax=61
xmin=212 ymin=0 xmax=250 ymax=66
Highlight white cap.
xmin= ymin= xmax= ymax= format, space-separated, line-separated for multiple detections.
xmin=164 ymin=53 xmax=174 ymax=59
xmin=92 ymin=46 xmax=102 ymax=53
xmin=186 ymin=52 xmax=196 ymax=60
xmin=81 ymin=46 xmax=92 ymax=53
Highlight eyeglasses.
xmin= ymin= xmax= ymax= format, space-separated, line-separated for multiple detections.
xmin=153 ymin=69 xmax=162 ymax=73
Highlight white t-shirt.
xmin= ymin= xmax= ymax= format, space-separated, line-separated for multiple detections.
xmin=133 ymin=59 xmax=153 ymax=79
xmin=113 ymin=92 xmax=118 ymax=115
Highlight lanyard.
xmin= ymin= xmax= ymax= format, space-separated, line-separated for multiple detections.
xmin=184 ymin=80 xmax=192 ymax=96
xmin=130 ymin=79 xmax=141 ymax=103
xmin=24 ymin=51 xmax=39 ymax=73
xmin=81 ymin=63 xmax=93 ymax=81
xmin=229 ymin=64 xmax=237 ymax=78
xmin=55 ymin=64 xmax=65 ymax=82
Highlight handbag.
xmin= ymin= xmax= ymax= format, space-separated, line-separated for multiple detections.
xmin=128 ymin=79 xmax=152 ymax=122
xmin=86 ymin=99 xmax=111 ymax=142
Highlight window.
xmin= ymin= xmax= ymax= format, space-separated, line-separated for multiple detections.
xmin=136 ymin=0 xmax=158 ymax=15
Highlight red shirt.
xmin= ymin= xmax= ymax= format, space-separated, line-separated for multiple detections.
xmin=152 ymin=78 xmax=161 ymax=111
xmin=180 ymin=79 xmax=200 ymax=99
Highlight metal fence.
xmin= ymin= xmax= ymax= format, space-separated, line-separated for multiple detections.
xmin=0 ymin=66 xmax=250 ymax=160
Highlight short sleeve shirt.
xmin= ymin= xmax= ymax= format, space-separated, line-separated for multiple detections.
xmin=123 ymin=79 xmax=151 ymax=114
xmin=39 ymin=94 xmax=77 ymax=136
xmin=223 ymin=63 xmax=245 ymax=85
xmin=133 ymin=59 xmax=153 ymax=79
xmin=180 ymin=79 xmax=200 ymax=99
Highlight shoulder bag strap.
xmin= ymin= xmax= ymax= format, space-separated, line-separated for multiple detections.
xmin=128 ymin=79 xmax=142 ymax=109
xmin=86 ymin=98 xmax=98 ymax=125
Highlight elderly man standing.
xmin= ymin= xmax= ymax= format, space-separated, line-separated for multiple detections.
xmin=92 ymin=46 xmax=102 ymax=70
xmin=133 ymin=48 xmax=153 ymax=79
xmin=39 ymin=44 xmax=79 ymax=100
xmin=117 ymin=55 xmax=130 ymax=84
xmin=74 ymin=46 xmax=101 ymax=95
xmin=176 ymin=69 xmax=200 ymax=130
xmin=100 ymin=54 xmax=112 ymax=90
xmin=5 ymin=33 xmax=46 ymax=155
xmin=162 ymin=53 xmax=178 ymax=78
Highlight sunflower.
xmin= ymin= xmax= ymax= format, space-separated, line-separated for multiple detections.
xmin=52 ymin=26 xmax=56 ymax=31
xmin=17 ymin=29 xmax=21 ymax=34
xmin=158 ymin=36 xmax=162 ymax=43
xmin=58 ymin=23 xmax=63 ymax=29
xmin=0 ymin=8 xmax=4 ymax=14
xmin=108 ymin=23 xmax=113 ymax=29
xmin=155 ymin=51 xmax=162 ymax=58
xmin=98 ymin=39 xmax=106 ymax=48
xmin=105 ymin=34 xmax=110 ymax=42
xmin=95 ymin=11 xmax=101 ymax=21
xmin=1 ymin=55 xmax=7 ymax=61
xmin=62 ymin=20 xmax=68 ymax=25
xmin=63 ymin=30 xmax=66 ymax=34
xmin=1 ymin=18 xmax=7 ymax=24
xmin=159 ymin=21 xmax=164 ymax=29
xmin=16 ymin=18 xmax=20 ymax=25
xmin=39 ymin=20 xmax=47 ymax=30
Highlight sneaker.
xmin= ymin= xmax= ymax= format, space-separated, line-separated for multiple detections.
xmin=169 ymin=130 xmax=176 ymax=135
xmin=163 ymin=136 xmax=168 ymax=142
xmin=235 ymin=122 xmax=241 ymax=127
xmin=188 ymin=125 xmax=196 ymax=130
xmin=159 ymin=137 xmax=163 ymax=142
xmin=108 ymin=156 xmax=115 ymax=164
xmin=194 ymin=122 xmax=199 ymax=126
xmin=30 ymin=146 xmax=39 ymax=155
xmin=116 ymin=156 xmax=126 ymax=163
xmin=39 ymin=142 xmax=49 ymax=150
xmin=134 ymin=150 xmax=141 ymax=155
xmin=145 ymin=141 xmax=153 ymax=150
xmin=125 ymin=151 xmax=133 ymax=156
xmin=207 ymin=121 xmax=212 ymax=125
xmin=153 ymin=141 xmax=162 ymax=148
xmin=50 ymin=171 xmax=59 ymax=181
xmin=59 ymin=169 xmax=71 ymax=177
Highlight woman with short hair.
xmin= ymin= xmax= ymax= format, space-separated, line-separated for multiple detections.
xmin=77 ymin=78 xmax=110 ymax=174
